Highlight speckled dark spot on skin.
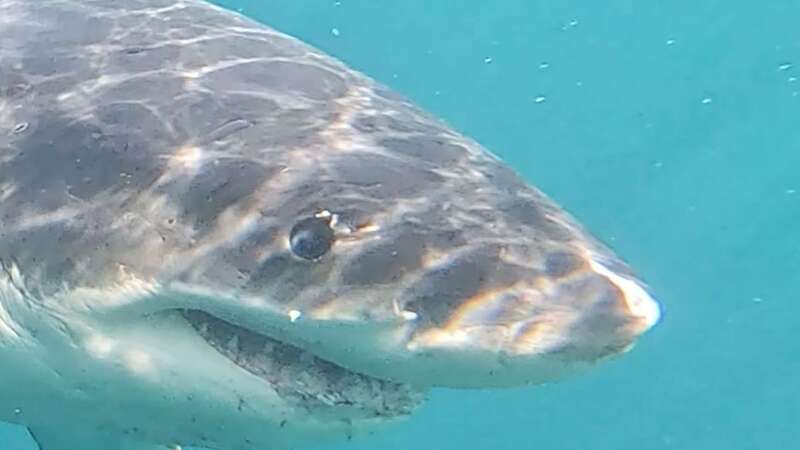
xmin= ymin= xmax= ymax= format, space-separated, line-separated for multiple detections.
xmin=380 ymin=136 xmax=465 ymax=166
xmin=545 ymin=251 xmax=584 ymax=278
xmin=95 ymin=102 xmax=172 ymax=143
xmin=245 ymin=252 xmax=335 ymax=302
xmin=226 ymin=226 xmax=278 ymax=266
xmin=179 ymin=35 xmax=300 ymax=68
xmin=177 ymin=159 xmax=272 ymax=231
xmin=428 ymin=228 xmax=469 ymax=248
xmin=501 ymin=197 xmax=573 ymax=241
xmin=384 ymin=114 xmax=445 ymax=135
xmin=268 ymin=180 xmax=340 ymax=221
xmin=391 ymin=218 xmax=468 ymax=250
xmin=193 ymin=224 xmax=280 ymax=287
xmin=2 ymin=82 xmax=31 ymax=99
xmin=203 ymin=60 xmax=347 ymax=102
xmin=341 ymin=231 xmax=427 ymax=286
xmin=21 ymin=53 xmax=90 ymax=77
xmin=101 ymin=73 xmax=185 ymax=103
xmin=221 ymin=93 xmax=282 ymax=120
xmin=0 ymin=222 xmax=84 ymax=291
xmin=107 ymin=44 xmax=183 ymax=73
xmin=0 ymin=69 xmax=31 ymax=99
xmin=169 ymin=92 xmax=238 ymax=141
xmin=403 ymin=245 xmax=533 ymax=326
xmin=351 ymin=114 xmax=387 ymax=133
xmin=373 ymin=85 xmax=413 ymax=105
xmin=18 ymin=5 xmax=112 ymax=49
xmin=351 ymin=109 xmax=444 ymax=135
xmin=0 ymin=112 xmax=164 ymax=208
xmin=333 ymin=154 xmax=444 ymax=198
xmin=34 ymin=75 xmax=91 ymax=98
xmin=479 ymin=161 xmax=530 ymax=195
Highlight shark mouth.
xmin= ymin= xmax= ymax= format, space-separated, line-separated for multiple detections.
xmin=180 ymin=310 xmax=425 ymax=421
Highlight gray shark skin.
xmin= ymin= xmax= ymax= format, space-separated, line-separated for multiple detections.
xmin=0 ymin=1 xmax=661 ymax=449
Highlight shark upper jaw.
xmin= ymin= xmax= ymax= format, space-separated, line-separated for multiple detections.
xmin=133 ymin=283 xmax=428 ymax=421
xmin=106 ymin=283 xmax=428 ymax=421
xmin=83 ymin=285 xmax=429 ymax=422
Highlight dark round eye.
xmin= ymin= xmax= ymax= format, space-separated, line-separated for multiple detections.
xmin=289 ymin=217 xmax=334 ymax=260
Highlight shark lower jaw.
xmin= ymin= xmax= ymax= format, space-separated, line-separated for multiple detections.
xmin=179 ymin=309 xmax=425 ymax=421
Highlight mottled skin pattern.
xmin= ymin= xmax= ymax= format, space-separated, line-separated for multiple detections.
xmin=0 ymin=1 xmax=661 ymax=449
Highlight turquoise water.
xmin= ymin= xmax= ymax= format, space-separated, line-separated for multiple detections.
xmin=3 ymin=1 xmax=798 ymax=449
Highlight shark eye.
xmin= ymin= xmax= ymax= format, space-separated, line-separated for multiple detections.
xmin=290 ymin=217 xmax=334 ymax=260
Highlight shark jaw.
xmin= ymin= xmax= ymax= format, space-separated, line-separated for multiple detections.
xmin=180 ymin=309 xmax=424 ymax=421
xmin=0 ymin=277 xmax=426 ymax=450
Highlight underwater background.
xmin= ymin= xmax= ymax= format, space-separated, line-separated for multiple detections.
xmin=3 ymin=0 xmax=798 ymax=449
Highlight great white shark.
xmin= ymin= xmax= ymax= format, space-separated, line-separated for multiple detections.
xmin=0 ymin=1 xmax=661 ymax=449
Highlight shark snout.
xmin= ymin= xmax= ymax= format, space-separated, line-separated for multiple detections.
xmin=394 ymin=250 xmax=661 ymax=387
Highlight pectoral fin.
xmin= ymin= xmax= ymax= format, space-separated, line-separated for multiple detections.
xmin=27 ymin=426 xmax=175 ymax=450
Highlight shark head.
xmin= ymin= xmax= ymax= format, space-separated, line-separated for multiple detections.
xmin=0 ymin=1 xmax=661 ymax=449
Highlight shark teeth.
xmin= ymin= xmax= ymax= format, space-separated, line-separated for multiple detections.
xmin=226 ymin=335 xmax=240 ymax=354
xmin=179 ymin=309 xmax=425 ymax=419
